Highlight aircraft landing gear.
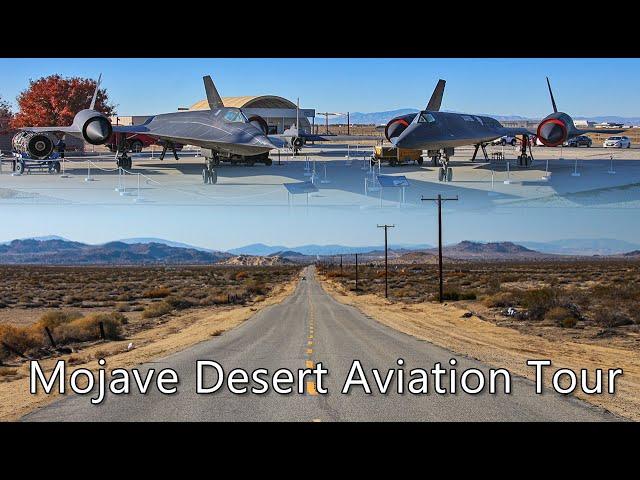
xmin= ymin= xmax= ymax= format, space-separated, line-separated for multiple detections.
xmin=159 ymin=142 xmax=180 ymax=161
xmin=435 ymin=151 xmax=453 ymax=182
xmin=517 ymin=134 xmax=534 ymax=167
xmin=116 ymin=153 xmax=132 ymax=170
xmin=471 ymin=143 xmax=489 ymax=162
xmin=115 ymin=134 xmax=133 ymax=169
xmin=203 ymin=154 xmax=219 ymax=184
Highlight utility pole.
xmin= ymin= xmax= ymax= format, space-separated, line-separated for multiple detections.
xmin=421 ymin=194 xmax=459 ymax=303
xmin=355 ymin=253 xmax=359 ymax=291
xmin=316 ymin=112 xmax=343 ymax=135
xmin=377 ymin=224 xmax=395 ymax=298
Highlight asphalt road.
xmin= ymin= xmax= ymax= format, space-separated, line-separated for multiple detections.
xmin=24 ymin=267 xmax=619 ymax=421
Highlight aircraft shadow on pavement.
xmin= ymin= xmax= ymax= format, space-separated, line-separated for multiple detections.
xmin=54 ymin=147 xmax=640 ymax=210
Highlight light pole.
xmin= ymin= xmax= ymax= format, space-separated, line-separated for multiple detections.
xmin=421 ymin=194 xmax=458 ymax=303
xmin=377 ymin=224 xmax=395 ymax=298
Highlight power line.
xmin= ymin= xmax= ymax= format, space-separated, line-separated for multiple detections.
xmin=421 ymin=194 xmax=458 ymax=303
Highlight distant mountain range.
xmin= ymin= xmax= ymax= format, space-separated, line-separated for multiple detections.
xmin=227 ymin=243 xmax=434 ymax=257
xmin=1 ymin=237 xmax=639 ymax=265
xmin=0 ymin=239 xmax=230 ymax=265
xmin=317 ymin=109 xmax=640 ymax=126
xmin=117 ymin=237 xmax=215 ymax=252
xmin=516 ymin=238 xmax=640 ymax=256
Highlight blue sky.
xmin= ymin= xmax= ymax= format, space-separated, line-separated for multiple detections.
xmin=1 ymin=58 xmax=639 ymax=118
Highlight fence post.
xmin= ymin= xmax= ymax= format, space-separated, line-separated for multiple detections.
xmin=44 ymin=327 xmax=57 ymax=348
xmin=99 ymin=321 xmax=106 ymax=340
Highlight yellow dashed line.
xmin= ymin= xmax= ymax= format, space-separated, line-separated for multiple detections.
xmin=306 ymin=348 xmax=313 ymax=355
xmin=311 ymin=418 xmax=322 ymax=422
xmin=308 ymin=335 xmax=313 ymax=339
xmin=307 ymin=340 xmax=313 ymax=346
xmin=306 ymin=360 xmax=314 ymax=369
xmin=307 ymin=381 xmax=318 ymax=396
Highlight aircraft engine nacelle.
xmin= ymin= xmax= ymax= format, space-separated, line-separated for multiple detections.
xmin=72 ymin=109 xmax=113 ymax=145
xmin=536 ymin=112 xmax=576 ymax=147
xmin=12 ymin=131 xmax=55 ymax=159
xmin=384 ymin=113 xmax=417 ymax=143
xmin=247 ymin=115 xmax=269 ymax=135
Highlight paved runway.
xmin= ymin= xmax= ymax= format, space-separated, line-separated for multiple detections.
xmin=2 ymin=145 xmax=640 ymax=209
xmin=24 ymin=267 xmax=619 ymax=422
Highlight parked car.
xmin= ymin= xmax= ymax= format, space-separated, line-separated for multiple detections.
xmin=106 ymin=133 xmax=184 ymax=153
xmin=564 ymin=135 xmax=592 ymax=148
xmin=603 ymin=136 xmax=631 ymax=148
xmin=491 ymin=135 xmax=518 ymax=146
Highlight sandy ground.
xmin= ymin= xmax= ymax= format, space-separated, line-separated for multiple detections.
xmin=320 ymin=277 xmax=640 ymax=421
xmin=0 ymin=274 xmax=300 ymax=421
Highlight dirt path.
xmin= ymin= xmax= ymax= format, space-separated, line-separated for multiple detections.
xmin=0 ymin=275 xmax=300 ymax=421
xmin=320 ymin=277 xmax=639 ymax=421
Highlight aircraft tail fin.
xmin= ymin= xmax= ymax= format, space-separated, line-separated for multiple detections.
xmin=203 ymin=75 xmax=224 ymax=109
xmin=426 ymin=79 xmax=446 ymax=111
xmin=546 ymin=77 xmax=558 ymax=113
xmin=89 ymin=73 xmax=102 ymax=110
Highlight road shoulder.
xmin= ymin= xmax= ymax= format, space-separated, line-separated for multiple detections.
xmin=319 ymin=276 xmax=639 ymax=421
xmin=0 ymin=274 xmax=300 ymax=421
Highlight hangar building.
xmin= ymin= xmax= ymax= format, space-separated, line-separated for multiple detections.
xmin=110 ymin=96 xmax=315 ymax=136
xmin=189 ymin=96 xmax=315 ymax=134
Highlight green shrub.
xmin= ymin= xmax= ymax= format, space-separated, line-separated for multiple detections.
xmin=517 ymin=287 xmax=559 ymax=320
xmin=441 ymin=290 xmax=477 ymax=301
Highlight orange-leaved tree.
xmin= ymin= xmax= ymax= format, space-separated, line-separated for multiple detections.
xmin=10 ymin=75 xmax=116 ymax=128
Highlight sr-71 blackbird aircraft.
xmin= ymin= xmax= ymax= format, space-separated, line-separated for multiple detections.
xmin=17 ymin=75 xmax=281 ymax=184
xmin=15 ymin=74 xmax=623 ymax=184
xmin=386 ymin=77 xmax=623 ymax=181
xmin=15 ymin=74 xmax=377 ymax=184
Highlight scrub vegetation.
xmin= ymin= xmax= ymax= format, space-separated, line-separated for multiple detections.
xmin=319 ymin=259 xmax=640 ymax=335
xmin=0 ymin=265 xmax=300 ymax=365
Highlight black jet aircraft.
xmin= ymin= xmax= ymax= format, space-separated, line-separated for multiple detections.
xmin=385 ymin=78 xmax=623 ymax=181
xmin=535 ymin=77 xmax=623 ymax=147
xmin=16 ymin=75 xmax=277 ymax=184
xmin=385 ymin=79 xmax=535 ymax=181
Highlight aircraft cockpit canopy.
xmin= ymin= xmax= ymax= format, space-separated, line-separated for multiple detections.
xmin=417 ymin=112 xmax=436 ymax=124
xmin=219 ymin=108 xmax=249 ymax=123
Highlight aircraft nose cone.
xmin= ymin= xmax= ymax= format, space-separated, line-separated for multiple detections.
xmin=241 ymin=125 xmax=277 ymax=150
xmin=255 ymin=134 xmax=277 ymax=150
xmin=392 ymin=126 xmax=414 ymax=148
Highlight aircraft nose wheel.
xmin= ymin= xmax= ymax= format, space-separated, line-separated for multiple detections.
xmin=203 ymin=156 xmax=219 ymax=184
xmin=116 ymin=156 xmax=132 ymax=170
xmin=438 ymin=166 xmax=453 ymax=182
xmin=203 ymin=168 xmax=218 ymax=184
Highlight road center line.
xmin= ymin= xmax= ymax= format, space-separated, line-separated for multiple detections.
xmin=307 ymin=381 xmax=318 ymax=396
